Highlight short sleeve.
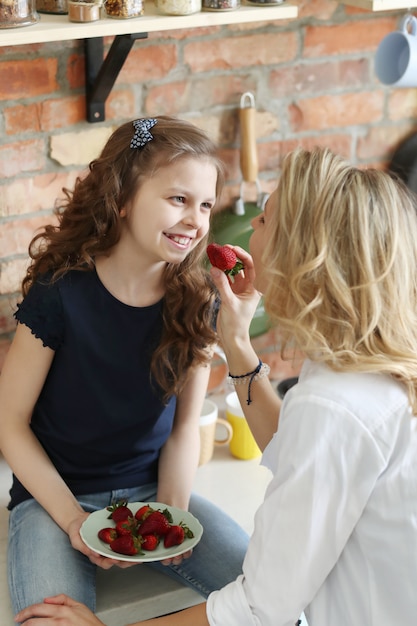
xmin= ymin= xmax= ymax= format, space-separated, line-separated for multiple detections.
xmin=14 ymin=274 xmax=65 ymax=350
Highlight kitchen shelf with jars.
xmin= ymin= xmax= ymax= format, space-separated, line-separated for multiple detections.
xmin=0 ymin=0 xmax=298 ymax=122
xmin=0 ymin=1 xmax=297 ymax=45
xmin=339 ymin=1 xmax=416 ymax=10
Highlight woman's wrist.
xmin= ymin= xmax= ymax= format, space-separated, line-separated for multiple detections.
xmin=227 ymin=359 xmax=271 ymax=405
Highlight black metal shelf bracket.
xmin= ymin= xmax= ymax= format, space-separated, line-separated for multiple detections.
xmin=84 ymin=32 xmax=148 ymax=123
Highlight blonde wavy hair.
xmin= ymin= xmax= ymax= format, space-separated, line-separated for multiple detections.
xmin=21 ymin=116 xmax=225 ymax=400
xmin=263 ymin=146 xmax=417 ymax=413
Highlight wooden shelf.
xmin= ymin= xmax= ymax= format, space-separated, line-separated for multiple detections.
xmin=339 ymin=1 xmax=416 ymax=10
xmin=0 ymin=1 xmax=297 ymax=47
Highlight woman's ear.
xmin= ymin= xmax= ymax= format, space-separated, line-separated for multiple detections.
xmin=120 ymin=207 xmax=127 ymax=218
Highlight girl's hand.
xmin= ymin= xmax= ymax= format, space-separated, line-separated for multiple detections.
xmin=14 ymin=594 xmax=104 ymax=626
xmin=67 ymin=513 xmax=139 ymax=570
xmin=160 ymin=547 xmax=193 ymax=566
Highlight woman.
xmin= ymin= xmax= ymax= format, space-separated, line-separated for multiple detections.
xmin=15 ymin=146 xmax=417 ymax=626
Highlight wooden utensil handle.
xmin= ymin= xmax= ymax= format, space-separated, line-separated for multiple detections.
xmin=240 ymin=105 xmax=258 ymax=183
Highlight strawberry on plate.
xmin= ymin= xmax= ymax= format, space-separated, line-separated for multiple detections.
xmin=107 ymin=500 xmax=133 ymax=523
xmin=115 ymin=518 xmax=137 ymax=536
xmin=141 ymin=533 xmax=159 ymax=551
xmin=138 ymin=510 xmax=172 ymax=537
xmin=135 ymin=504 xmax=153 ymax=523
xmin=110 ymin=535 xmax=143 ymax=557
xmin=81 ymin=501 xmax=203 ymax=562
xmin=98 ymin=527 xmax=118 ymax=545
xmin=164 ymin=522 xmax=194 ymax=548
xmin=207 ymin=243 xmax=244 ymax=277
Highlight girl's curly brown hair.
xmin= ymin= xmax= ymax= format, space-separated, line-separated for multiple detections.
xmin=21 ymin=116 xmax=225 ymax=399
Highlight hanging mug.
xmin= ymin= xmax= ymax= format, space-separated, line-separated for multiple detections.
xmin=375 ymin=15 xmax=417 ymax=87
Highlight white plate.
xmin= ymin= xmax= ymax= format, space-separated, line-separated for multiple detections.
xmin=80 ymin=501 xmax=203 ymax=562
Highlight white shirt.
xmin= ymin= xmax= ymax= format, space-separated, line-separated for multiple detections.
xmin=207 ymin=360 xmax=417 ymax=625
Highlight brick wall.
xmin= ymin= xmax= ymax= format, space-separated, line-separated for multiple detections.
xmin=1 ymin=0 xmax=417 ymax=374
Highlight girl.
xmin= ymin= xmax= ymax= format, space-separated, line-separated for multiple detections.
xmin=17 ymin=146 xmax=417 ymax=625
xmin=0 ymin=116 xmax=249 ymax=621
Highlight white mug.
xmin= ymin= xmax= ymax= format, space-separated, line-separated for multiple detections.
xmin=375 ymin=15 xmax=417 ymax=87
xmin=199 ymin=399 xmax=232 ymax=466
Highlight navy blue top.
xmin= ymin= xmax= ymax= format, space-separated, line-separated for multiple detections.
xmin=9 ymin=269 xmax=176 ymax=509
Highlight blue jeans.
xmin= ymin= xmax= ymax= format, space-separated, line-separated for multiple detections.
xmin=8 ymin=484 xmax=249 ymax=620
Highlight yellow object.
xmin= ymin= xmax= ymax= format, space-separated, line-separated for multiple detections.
xmin=226 ymin=392 xmax=261 ymax=460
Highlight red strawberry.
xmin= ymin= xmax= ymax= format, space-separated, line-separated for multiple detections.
xmin=164 ymin=521 xmax=194 ymax=548
xmin=140 ymin=533 xmax=159 ymax=551
xmin=107 ymin=500 xmax=133 ymax=523
xmin=115 ymin=518 xmax=137 ymax=536
xmin=98 ymin=527 xmax=118 ymax=544
xmin=207 ymin=243 xmax=244 ymax=276
xmin=135 ymin=504 xmax=153 ymax=523
xmin=138 ymin=510 xmax=172 ymax=537
xmin=164 ymin=524 xmax=185 ymax=548
xmin=109 ymin=535 xmax=142 ymax=556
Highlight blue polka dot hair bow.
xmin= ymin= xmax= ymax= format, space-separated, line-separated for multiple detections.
xmin=130 ymin=118 xmax=158 ymax=149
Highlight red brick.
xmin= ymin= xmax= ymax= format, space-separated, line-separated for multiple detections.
xmin=0 ymin=258 xmax=29 ymax=295
xmin=184 ymin=32 xmax=297 ymax=72
xmin=297 ymin=0 xmax=338 ymax=20
xmin=0 ymin=58 xmax=58 ymax=100
xmin=304 ymin=17 xmax=399 ymax=57
xmin=117 ymin=43 xmax=178 ymax=83
xmin=0 ymin=215 xmax=57 ymax=258
xmin=0 ymin=140 xmax=46 ymax=178
xmin=107 ymin=88 xmax=136 ymax=121
xmin=40 ymin=96 xmax=86 ymax=131
xmin=357 ymin=124 xmax=417 ymax=161
xmin=5 ymin=98 xmax=84 ymax=137
xmin=0 ymin=41 xmax=46 ymax=58
xmin=288 ymin=92 xmax=384 ymax=132
xmin=270 ymin=58 xmax=370 ymax=97
xmin=145 ymin=74 xmax=256 ymax=115
xmin=387 ymin=89 xmax=417 ymax=122
xmin=4 ymin=103 xmax=42 ymax=135
xmin=67 ymin=53 xmax=85 ymax=90
xmin=0 ymin=171 xmax=79 ymax=218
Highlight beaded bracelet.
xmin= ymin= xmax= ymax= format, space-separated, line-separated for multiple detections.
xmin=227 ymin=359 xmax=270 ymax=405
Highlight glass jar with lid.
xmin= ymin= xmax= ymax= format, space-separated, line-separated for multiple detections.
xmin=155 ymin=0 xmax=201 ymax=15
xmin=68 ymin=0 xmax=100 ymax=21
xmin=245 ymin=0 xmax=284 ymax=4
xmin=0 ymin=0 xmax=38 ymax=27
xmin=202 ymin=0 xmax=238 ymax=9
xmin=104 ymin=0 xmax=143 ymax=18
xmin=36 ymin=0 xmax=67 ymax=13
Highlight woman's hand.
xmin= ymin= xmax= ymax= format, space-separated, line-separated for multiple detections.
xmin=210 ymin=245 xmax=261 ymax=353
xmin=14 ymin=594 xmax=105 ymax=626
